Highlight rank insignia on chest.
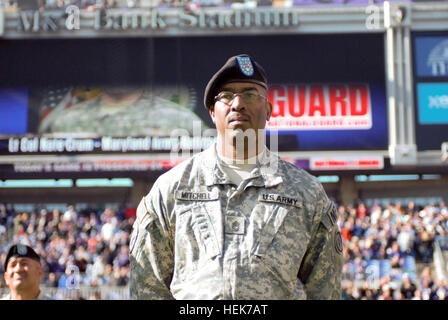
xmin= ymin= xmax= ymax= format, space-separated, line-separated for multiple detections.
xmin=225 ymin=216 xmax=246 ymax=235
xmin=258 ymin=194 xmax=302 ymax=208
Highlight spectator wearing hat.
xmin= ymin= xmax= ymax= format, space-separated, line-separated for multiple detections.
xmin=1 ymin=244 xmax=51 ymax=300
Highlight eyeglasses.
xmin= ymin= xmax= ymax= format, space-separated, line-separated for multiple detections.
xmin=214 ymin=91 xmax=267 ymax=105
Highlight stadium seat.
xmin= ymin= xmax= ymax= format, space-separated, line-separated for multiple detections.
xmin=380 ymin=259 xmax=392 ymax=278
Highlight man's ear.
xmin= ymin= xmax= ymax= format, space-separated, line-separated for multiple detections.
xmin=266 ymin=101 xmax=272 ymax=121
xmin=4 ymin=271 xmax=10 ymax=287
xmin=209 ymin=107 xmax=216 ymax=125
xmin=38 ymin=265 xmax=44 ymax=280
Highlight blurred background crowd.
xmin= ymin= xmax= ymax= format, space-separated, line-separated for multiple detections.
xmin=340 ymin=200 xmax=448 ymax=300
xmin=1 ymin=199 xmax=448 ymax=300
xmin=0 ymin=203 xmax=135 ymax=299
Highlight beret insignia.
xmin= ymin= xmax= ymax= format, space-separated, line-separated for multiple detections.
xmin=236 ymin=56 xmax=254 ymax=76
xmin=17 ymin=244 xmax=28 ymax=256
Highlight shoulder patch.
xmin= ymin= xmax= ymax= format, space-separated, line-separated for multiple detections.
xmin=334 ymin=230 xmax=343 ymax=254
xmin=326 ymin=202 xmax=338 ymax=225
xmin=320 ymin=201 xmax=337 ymax=231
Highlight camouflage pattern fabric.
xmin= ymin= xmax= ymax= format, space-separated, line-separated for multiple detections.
xmin=39 ymin=89 xmax=205 ymax=136
xmin=130 ymin=143 xmax=343 ymax=300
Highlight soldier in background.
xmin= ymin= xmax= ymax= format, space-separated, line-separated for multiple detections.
xmin=38 ymin=85 xmax=207 ymax=136
xmin=130 ymin=54 xmax=342 ymax=299
xmin=1 ymin=244 xmax=51 ymax=300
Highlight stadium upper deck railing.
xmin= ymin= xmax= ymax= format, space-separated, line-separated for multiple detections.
xmin=2 ymin=0 xmax=448 ymax=10
xmin=1 ymin=0 xmax=448 ymax=39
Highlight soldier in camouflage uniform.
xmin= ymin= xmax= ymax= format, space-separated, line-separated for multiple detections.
xmin=130 ymin=54 xmax=343 ymax=300
xmin=1 ymin=244 xmax=52 ymax=300
xmin=38 ymin=86 xmax=206 ymax=136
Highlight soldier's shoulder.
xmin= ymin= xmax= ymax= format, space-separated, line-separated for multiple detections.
xmin=151 ymin=149 xmax=210 ymax=189
xmin=277 ymin=157 xmax=321 ymax=188
xmin=270 ymin=156 xmax=327 ymax=207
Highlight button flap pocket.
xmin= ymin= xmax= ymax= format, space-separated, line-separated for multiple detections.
xmin=252 ymin=207 xmax=289 ymax=257
xmin=191 ymin=204 xmax=221 ymax=259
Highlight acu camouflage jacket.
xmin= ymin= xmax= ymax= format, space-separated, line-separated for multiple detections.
xmin=130 ymin=144 xmax=343 ymax=300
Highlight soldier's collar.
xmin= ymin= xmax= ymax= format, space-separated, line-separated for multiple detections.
xmin=203 ymin=143 xmax=283 ymax=188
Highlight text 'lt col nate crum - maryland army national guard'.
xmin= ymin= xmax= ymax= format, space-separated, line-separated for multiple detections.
xmin=129 ymin=54 xmax=343 ymax=300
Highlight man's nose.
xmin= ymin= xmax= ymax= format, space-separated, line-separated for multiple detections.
xmin=230 ymin=95 xmax=245 ymax=111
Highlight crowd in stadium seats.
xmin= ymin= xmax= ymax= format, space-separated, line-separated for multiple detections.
xmin=339 ymin=200 xmax=448 ymax=300
xmin=0 ymin=203 xmax=135 ymax=300
xmin=1 ymin=199 xmax=448 ymax=300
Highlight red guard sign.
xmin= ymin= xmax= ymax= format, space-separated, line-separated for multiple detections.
xmin=266 ymin=84 xmax=372 ymax=130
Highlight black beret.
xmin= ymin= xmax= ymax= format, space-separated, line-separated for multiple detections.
xmin=4 ymin=244 xmax=40 ymax=271
xmin=204 ymin=54 xmax=268 ymax=110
